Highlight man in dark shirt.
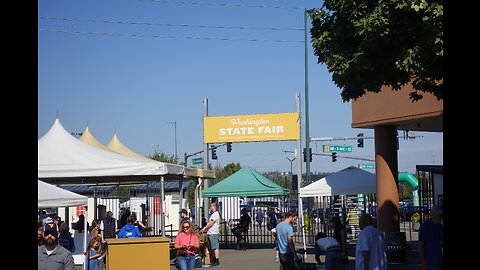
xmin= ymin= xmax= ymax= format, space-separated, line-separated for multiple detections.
xmin=100 ymin=211 xmax=117 ymax=239
xmin=419 ymin=205 xmax=443 ymax=270
xmin=232 ymin=208 xmax=251 ymax=246
xmin=179 ymin=209 xmax=190 ymax=224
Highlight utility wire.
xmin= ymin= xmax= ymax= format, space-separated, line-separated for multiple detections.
xmin=40 ymin=16 xmax=304 ymax=31
xmin=39 ymin=28 xmax=304 ymax=43
xmin=142 ymin=0 xmax=306 ymax=10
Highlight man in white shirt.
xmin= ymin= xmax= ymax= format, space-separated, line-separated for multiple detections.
xmin=355 ymin=214 xmax=387 ymax=270
xmin=315 ymin=232 xmax=342 ymax=270
xmin=200 ymin=202 xmax=221 ymax=266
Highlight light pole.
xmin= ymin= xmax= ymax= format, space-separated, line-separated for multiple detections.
xmin=286 ymin=156 xmax=296 ymax=175
xmin=167 ymin=121 xmax=177 ymax=162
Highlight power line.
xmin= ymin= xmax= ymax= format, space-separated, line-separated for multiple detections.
xmin=141 ymin=0 xmax=306 ymax=10
xmin=40 ymin=16 xmax=304 ymax=31
xmin=39 ymin=28 xmax=304 ymax=43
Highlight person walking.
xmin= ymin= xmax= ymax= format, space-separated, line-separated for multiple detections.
xmin=38 ymin=222 xmax=75 ymax=270
xmin=355 ymin=214 xmax=387 ymax=270
xmin=256 ymin=209 xmax=265 ymax=230
xmin=275 ymin=210 xmax=299 ymax=270
xmin=175 ymin=221 xmax=200 ymax=270
xmin=200 ymin=202 xmax=221 ymax=266
xmin=419 ymin=205 xmax=443 ymax=270
xmin=315 ymin=232 xmax=342 ymax=270
xmin=331 ymin=216 xmax=349 ymax=269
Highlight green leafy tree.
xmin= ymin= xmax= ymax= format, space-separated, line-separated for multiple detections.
xmin=309 ymin=0 xmax=442 ymax=102
xmin=146 ymin=148 xmax=178 ymax=164
xmin=212 ymin=162 xmax=242 ymax=185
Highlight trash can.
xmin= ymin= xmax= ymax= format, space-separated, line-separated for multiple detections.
xmin=383 ymin=231 xmax=407 ymax=264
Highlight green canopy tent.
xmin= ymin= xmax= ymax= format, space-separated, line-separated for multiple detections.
xmin=201 ymin=166 xmax=289 ymax=198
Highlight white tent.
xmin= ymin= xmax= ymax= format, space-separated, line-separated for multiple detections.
xmin=299 ymin=166 xmax=377 ymax=197
xmin=38 ymin=180 xmax=88 ymax=208
xmin=38 ymin=119 xmax=185 ymax=184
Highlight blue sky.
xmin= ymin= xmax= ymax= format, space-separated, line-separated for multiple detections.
xmin=38 ymin=0 xmax=443 ymax=174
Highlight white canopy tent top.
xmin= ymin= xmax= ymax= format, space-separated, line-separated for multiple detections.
xmin=299 ymin=166 xmax=377 ymax=197
xmin=38 ymin=180 xmax=88 ymax=208
xmin=38 ymin=119 xmax=185 ymax=184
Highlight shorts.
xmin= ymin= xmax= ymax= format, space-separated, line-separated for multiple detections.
xmin=207 ymin=234 xmax=219 ymax=250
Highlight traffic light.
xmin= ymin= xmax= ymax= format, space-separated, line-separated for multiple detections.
xmin=211 ymin=148 xmax=217 ymax=160
xmin=357 ymin=133 xmax=364 ymax=148
xmin=303 ymin=148 xmax=312 ymax=162
xmin=292 ymin=175 xmax=298 ymax=190
xmin=331 ymin=152 xmax=337 ymax=162
xmin=226 ymin=142 xmax=232 ymax=152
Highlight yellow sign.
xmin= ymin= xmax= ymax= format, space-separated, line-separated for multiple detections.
xmin=204 ymin=112 xmax=300 ymax=143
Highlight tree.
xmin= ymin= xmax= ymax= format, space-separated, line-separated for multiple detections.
xmin=309 ymin=0 xmax=443 ymax=102
xmin=146 ymin=148 xmax=178 ymax=164
xmin=212 ymin=162 xmax=242 ymax=185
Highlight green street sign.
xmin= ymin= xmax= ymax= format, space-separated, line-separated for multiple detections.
xmin=192 ymin=157 xmax=203 ymax=165
xmin=323 ymin=145 xmax=352 ymax=152
xmin=359 ymin=164 xmax=376 ymax=169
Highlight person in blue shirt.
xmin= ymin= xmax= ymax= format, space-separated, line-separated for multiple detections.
xmin=117 ymin=215 xmax=142 ymax=238
xmin=275 ymin=210 xmax=299 ymax=270
xmin=419 ymin=205 xmax=443 ymax=270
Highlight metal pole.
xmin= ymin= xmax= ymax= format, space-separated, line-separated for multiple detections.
xmin=160 ymin=176 xmax=165 ymax=236
xmin=203 ymin=98 xmax=210 ymax=221
xmin=304 ymin=9 xmax=311 ymax=186
xmin=296 ymin=92 xmax=307 ymax=257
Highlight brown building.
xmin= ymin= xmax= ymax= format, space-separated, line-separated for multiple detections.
xmin=351 ymin=83 xmax=443 ymax=232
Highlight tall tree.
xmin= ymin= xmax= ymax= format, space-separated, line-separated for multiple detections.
xmin=146 ymin=148 xmax=178 ymax=164
xmin=309 ymin=0 xmax=443 ymax=102
xmin=212 ymin=162 xmax=242 ymax=185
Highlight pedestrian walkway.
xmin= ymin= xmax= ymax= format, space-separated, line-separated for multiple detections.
xmin=167 ymin=240 xmax=421 ymax=269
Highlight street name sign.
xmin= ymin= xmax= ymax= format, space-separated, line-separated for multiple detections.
xmin=323 ymin=145 xmax=352 ymax=152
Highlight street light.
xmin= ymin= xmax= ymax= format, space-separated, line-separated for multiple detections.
xmin=167 ymin=121 xmax=177 ymax=162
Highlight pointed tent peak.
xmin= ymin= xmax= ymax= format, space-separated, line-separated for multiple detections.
xmin=201 ymin=165 xmax=289 ymax=197
xmin=79 ymin=126 xmax=111 ymax=151
xmin=39 ymin=118 xmax=78 ymax=144
xmin=107 ymin=133 xmax=153 ymax=161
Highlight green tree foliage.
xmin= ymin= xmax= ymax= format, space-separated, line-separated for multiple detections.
xmin=398 ymin=182 xmax=413 ymax=200
xmin=212 ymin=162 xmax=242 ymax=185
xmin=309 ymin=0 xmax=442 ymax=102
xmin=146 ymin=148 xmax=178 ymax=164
xmin=113 ymin=186 xmax=132 ymax=204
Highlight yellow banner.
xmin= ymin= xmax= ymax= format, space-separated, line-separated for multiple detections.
xmin=204 ymin=112 xmax=300 ymax=143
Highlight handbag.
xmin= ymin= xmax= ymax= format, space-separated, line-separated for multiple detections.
xmin=176 ymin=234 xmax=192 ymax=257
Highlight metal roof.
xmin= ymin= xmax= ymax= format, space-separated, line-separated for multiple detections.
xmin=59 ymin=180 xmax=191 ymax=195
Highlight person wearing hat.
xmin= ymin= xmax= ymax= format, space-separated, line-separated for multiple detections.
xmin=419 ymin=205 xmax=443 ymax=270
xmin=179 ymin=209 xmax=190 ymax=224
xmin=38 ymin=222 xmax=75 ymax=270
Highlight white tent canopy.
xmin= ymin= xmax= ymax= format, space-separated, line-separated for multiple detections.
xmin=299 ymin=166 xmax=376 ymax=197
xmin=38 ymin=119 xmax=184 ymax=183
xmin=38 ymin=180 xmax=88 ymax=208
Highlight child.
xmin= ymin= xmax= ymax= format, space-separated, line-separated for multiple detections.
xmin=87 ymin=236 xmax=104 ymax=270
xmin=271 ymin=227 xmax=279 ymax=263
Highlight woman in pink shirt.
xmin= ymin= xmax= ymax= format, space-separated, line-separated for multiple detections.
xmin=174 ymin=221 xmax=200 ymax=270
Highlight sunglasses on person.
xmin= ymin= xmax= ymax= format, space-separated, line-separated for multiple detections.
xmin=44 ymin=230 xmax=57 ymax=236
xmin=183 ymin=226 xmax=190 ymax=229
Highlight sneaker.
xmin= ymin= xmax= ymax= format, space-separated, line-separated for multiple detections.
xmin=274 ymin=256 xmax=279 ymax=263
xmin=212 ymin=260 xmax=220 ymax=266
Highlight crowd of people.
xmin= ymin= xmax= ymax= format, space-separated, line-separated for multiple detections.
xmin=38 ymin=203 xmax=443 ymax=270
